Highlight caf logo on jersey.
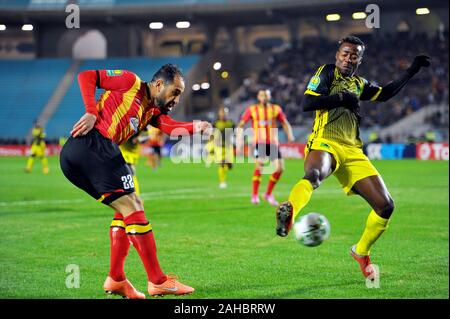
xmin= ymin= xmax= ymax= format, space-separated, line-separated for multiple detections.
xmin=106 ymin=70 xmax=123 ymax=76
xmin=130 ymin=117 xmax=139 ymax=132
xmin=307 ymin=76 xmax=321 ymax=90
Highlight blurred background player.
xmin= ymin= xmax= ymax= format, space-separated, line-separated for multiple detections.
xmin=212 ymin=106 xmax=234 ymax=189
xmin=237 ymin=89 xmax=294 ymax=205
xmin=275 ymin=36 xmax=431 ymax=279
xmin=60 ymin=64 xmax=211 ymax=298
xmin=146 ymin=125 xmax=164 ymax=171
xmin=25 ymin=122 xmax=49 ymax=174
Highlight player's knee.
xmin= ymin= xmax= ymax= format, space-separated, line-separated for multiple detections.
xmin=276 ymin=166 xmax=284 ymax=174
xmin=134 ymin=194 xmax=144 ymax=207
xmin=378 ymin=197 xmax=395 ymax=219
xmin=111 ymin=192 xmax=144 ymax=217
xmin=304 ymin=168 xmax=321 ymax=189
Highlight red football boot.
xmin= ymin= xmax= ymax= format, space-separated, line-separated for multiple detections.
xmin=103 ymin=276 xmax=146 ymax=299
xmin=350 ymin=245 xmax=376 ymax=279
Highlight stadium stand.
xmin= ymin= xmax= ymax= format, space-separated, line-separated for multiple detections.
xmin=42 ymin=56 xmax=199 ymax=140
xmin=0 ymin=59 xmax=72 ymax=143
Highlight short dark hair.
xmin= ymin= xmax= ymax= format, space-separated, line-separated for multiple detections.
xmin=151 ymin=63 xmax=184 ymax=83
xmin=339 ymin=35 xmax=366 ymax=53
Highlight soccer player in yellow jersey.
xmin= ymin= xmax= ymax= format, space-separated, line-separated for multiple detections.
xmin=275 ymin=36 xmax=430 ymax=279
xmin=25 ymin=122 xmax=49 ymax=174
xmin=212 ymin=106 xmax=234 ymax=189
xmin=119 ymin=132 xmax=143 ymax=195
xmin=238 ymin=89 xmax=294 ymax=205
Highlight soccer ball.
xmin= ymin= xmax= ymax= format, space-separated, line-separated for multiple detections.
xmin=293 ymin=213 xmax=330 ymax=247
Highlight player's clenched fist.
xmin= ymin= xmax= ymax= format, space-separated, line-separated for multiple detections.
xmin=194 ymin=120 xmax=213 ymax=135
xmin=71 ymin=113 xmax=97 ymax=137
xmin=407 ymin=55 xmax=431 ymax=76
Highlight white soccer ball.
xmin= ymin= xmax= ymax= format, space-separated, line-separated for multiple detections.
xmin=293 ymin=213 xmax=330 ymax=247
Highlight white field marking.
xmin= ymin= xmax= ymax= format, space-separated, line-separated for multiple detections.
xmin=0 ymin=186 xmax=407 ymax=208
xmin=0 ymin=188 xmax=206 ymax=208
xmin=0 ymin=199 xmax=85 ymax=207
xmin=141 ymin=193 xmax=250 ymax=201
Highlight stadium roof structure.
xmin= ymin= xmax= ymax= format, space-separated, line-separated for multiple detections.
xmin=0 ymin=0 xmax=447 ymax=26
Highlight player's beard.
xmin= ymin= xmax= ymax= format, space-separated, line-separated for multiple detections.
xmin=155 ymin=96 xmax=172 ymax=115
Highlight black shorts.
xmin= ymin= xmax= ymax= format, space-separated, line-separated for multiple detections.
xmin=59 ymin=129 xmax=135 ymax=205
xmin=253 ymin=143 xmax=282 ymax=161
xmin=151 ymin=146 xmax=161 ymax=156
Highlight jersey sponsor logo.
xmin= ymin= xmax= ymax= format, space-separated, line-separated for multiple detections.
xmin=307 ymin=76 xmax=321 ymax=91
xmin=258 ymin=120 xmax=268 ymax=126
xmin=320 ymin=142 xmax=330 ymax=149
xmin=106 ymin=70 xmax=123 ymax=76
xmin=130 ymin=117 xmax=139 ymax=132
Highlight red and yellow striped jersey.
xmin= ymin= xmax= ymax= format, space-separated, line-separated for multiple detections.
xmin=77 ymin=69 xmax=193 ymax=145
xmin=240 ymin=103 xmax=287 ymax=145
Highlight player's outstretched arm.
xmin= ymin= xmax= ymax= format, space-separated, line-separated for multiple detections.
xmin=301 ymin=91 xmax=359 ymax=112
xmin=155 ymin=114 xmax=211 ymax=136
xmin=363 ymin=55 xmax=431 ymax=102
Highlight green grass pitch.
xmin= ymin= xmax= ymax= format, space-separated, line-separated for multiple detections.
xmin=0 ymin=156 xmax=448 ymax=298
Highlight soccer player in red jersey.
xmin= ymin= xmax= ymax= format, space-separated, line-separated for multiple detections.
xmin=237 ymin=89 xmax=294 ymax=206
xmin=60 ymin=64 xmax=211 ymax=298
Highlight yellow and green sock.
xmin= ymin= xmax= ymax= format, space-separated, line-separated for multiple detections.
xmin=355 ymin=210 xmax=390 ymax=256
xmin=288 ymin=179 xmax=314 ymax=221
xmin=218 ymin=165 xmax=228 ymax=184
xmin=26 ymin=156 xmax=34 ymax=171
xmin=42 ymin=157 xmax=49 ymax=173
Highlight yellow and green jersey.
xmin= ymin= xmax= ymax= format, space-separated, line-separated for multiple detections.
xmin=305 ymin=64 xmax=383 ymax=148
xmin=213 ymin=119 xmax=234 ymax=148
xmin=120 ymin=133 xmax=140 ymax=154
xmin=31 ymin=127 xmax=46 ymax=147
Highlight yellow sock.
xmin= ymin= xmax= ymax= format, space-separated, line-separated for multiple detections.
xmin=355 ymin=210 xmax=390 ymax=256
xmin=133 ymin=175 xmax=140 ymax=196
xmin=218 ymin=165 xmax=227 ymax=183
xmin=42 ymin=157 xmax=49 ymax=173
xmin=288 ymin=179 xmax=314 ymax=221
xmin=26 ymin=157 xmax=34 ymax=171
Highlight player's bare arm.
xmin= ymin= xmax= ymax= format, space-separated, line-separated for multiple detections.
xmin=281 ymin=120 xmax=294 ymax=143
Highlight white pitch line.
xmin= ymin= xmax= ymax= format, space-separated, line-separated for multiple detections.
xmin=0 ymin=187 xmax=351 ymax=208
xmin=0 ymin=198 xmax=85 ymax=207
xmin=0 ymin=188 xmax=206 ymax=208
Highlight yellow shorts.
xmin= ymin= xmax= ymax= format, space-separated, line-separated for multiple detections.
xmin=305 ymin=137 xmax=379 ymax=195
xmin=30 ymin=144 xmax=45 ymax=157
xmin=120 ymin=149 xmax=140 ymax=165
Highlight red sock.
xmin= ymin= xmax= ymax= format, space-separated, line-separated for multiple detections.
xmin=252 ymin=168 xmax=261 ymax=196
xmin=266 ymin=171 xmax=282 ymax=195
xmin=108 ymin=212 xmax=130 ymax=282
xmin=124 ymin=211 xmax=166 ymax=285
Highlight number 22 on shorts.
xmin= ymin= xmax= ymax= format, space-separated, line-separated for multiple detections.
xmin=121 ymin=174 xmax=135 ymax=190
